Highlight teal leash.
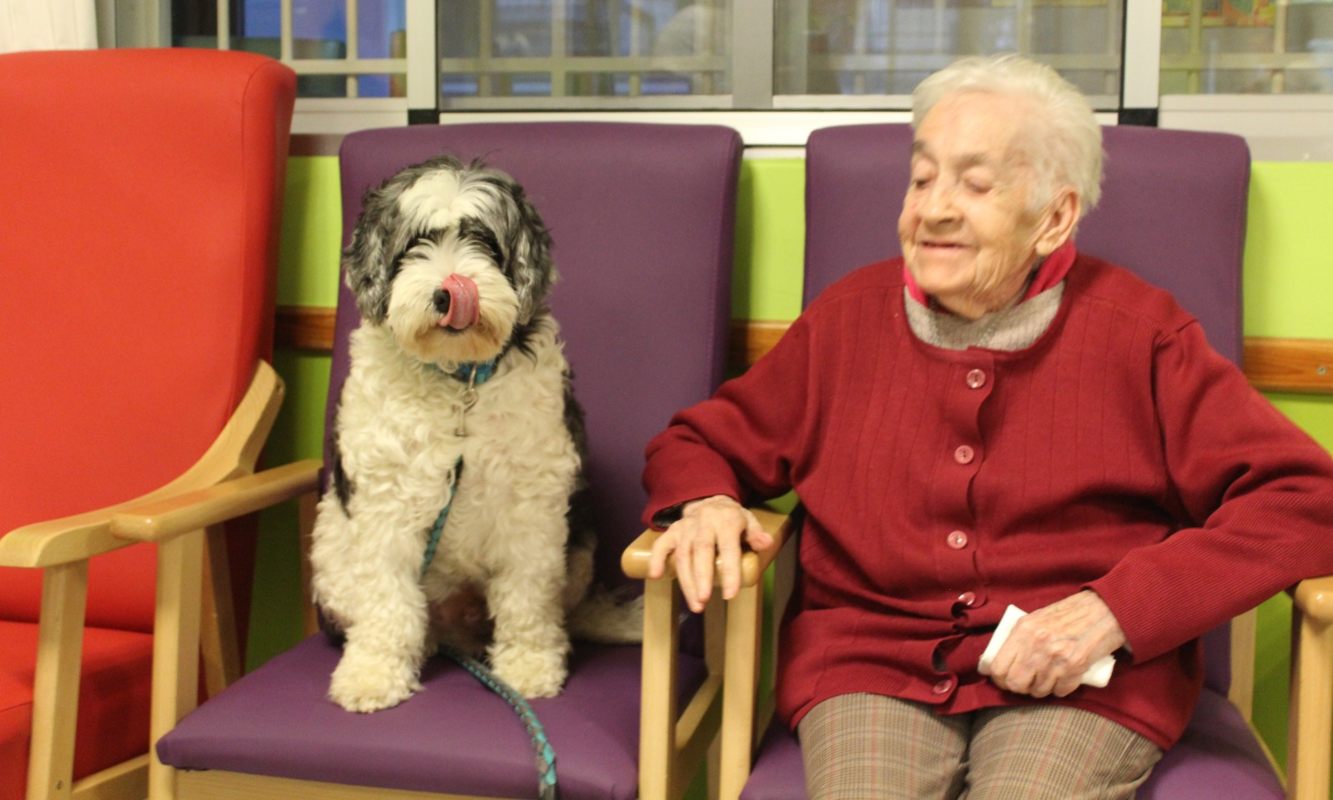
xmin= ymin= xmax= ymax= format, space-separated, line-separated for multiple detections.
xmin=436 ymin=642 xmax=560 ymax=800
xmin=421 ymin=359 xmax=559 ymax=800
xmin=419 ymin=458 xmax=459 ymax=576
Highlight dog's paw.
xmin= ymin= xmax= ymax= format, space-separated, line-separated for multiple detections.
xmin=489 ymin=642 xmax=568 ymax=698
xmin=329 ymin=652 xmax=422 ymax=713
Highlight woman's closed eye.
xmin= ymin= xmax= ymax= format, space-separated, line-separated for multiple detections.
xmin=961 ymin=171 xmax=995 ymax=194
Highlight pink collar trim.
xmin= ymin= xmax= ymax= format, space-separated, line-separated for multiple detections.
xmin=903 ymin=240 xmax=1077 ymax=307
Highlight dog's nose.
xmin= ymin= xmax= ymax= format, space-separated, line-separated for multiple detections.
xmin=436 ymin=273 xmax=480 ymax=330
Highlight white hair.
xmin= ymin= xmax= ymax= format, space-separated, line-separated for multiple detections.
xmin=911 ymin=54 xmax=1104 ymax=216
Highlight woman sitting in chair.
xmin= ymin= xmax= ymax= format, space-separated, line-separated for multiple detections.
xmin=641 ymin=54 xmax=1333 ymax=799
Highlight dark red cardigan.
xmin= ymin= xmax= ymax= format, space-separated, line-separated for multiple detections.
xmin=642 ymin=254 xmax=1333 ymax=748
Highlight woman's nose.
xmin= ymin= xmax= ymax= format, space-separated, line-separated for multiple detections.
xmin=921 ymin=181 xmax=959 ymax=221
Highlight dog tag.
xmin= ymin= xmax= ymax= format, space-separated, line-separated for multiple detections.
xmin=455 ymin=388 xmax=479 ymax=436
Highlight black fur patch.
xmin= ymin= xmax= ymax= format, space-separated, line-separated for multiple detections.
xmin=342 ymin=155 xmax=471 ymax=324
xmin=331 ymin=436 xmax=354 ymax=511
xmin=456 ymin=216 xmax=505 ymax=264
xmin=390 ymin=228 xmax=447 ymax=282
xmin=561 ymin=368 xmax=596 ymax=549
xmin=505 ymin=317 xmax=542 ymax=360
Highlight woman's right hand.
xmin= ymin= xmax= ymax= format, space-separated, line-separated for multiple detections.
xmin=646 ymin=495 xmax=775 ymax=613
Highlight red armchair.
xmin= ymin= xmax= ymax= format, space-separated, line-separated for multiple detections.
xmin=0 ymin=48 xmax=295 ymax=800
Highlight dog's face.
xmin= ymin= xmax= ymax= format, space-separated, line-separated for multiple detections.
xmin=343 ymin=155 xmax=554 ymax=366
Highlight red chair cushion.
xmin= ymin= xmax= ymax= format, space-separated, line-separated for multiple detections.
xmin=0 ymin=620 xmax=153 ymax=800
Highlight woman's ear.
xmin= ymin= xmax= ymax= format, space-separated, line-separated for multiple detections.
xmin=1034 ymin=187 xmax=1081 ymax=258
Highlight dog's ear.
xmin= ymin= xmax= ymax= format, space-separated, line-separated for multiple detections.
xmin=501 ymin=181 xmax=556 ymax=323
xmin=341 ymin=181 xmax=401 ymax=325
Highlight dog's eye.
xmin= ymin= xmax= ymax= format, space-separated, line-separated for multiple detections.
xmin=456 ymin=218 xmax=504 ymax=265
xmin=399 ymin=231 xmax=445 ymax=262
xmin=389 ymin=232 xmax=443 ymax=278
xmin=408 ymin=233 xmax=437 ymax=251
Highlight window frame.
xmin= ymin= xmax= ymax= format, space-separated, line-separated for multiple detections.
xmin=134 ymin=0 xmax=1333 ymax=156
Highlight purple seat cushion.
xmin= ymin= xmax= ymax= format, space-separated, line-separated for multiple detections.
xmin=1138 ymin=690 xmax=1284 ymax=799
xmin=739 ymin=689 xmax=1281 ymax=799
xmin=739 ymin=720 xmax=805 ymax=800
xmin=159 ymin=635 xmax=707 ymax=799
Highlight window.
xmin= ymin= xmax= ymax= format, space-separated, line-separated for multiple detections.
xmin=171 ymin=0 xmax=409 ymax=98
xmin=1160 ymin=0 xmax=1333 ymax=94
xmin=434 ymin=0 xmax=1124 ymax=108
xmin=773 ymin=0 xmax=1123 ymax=108
xmin=438 ymin=0 xmax=731 ymax=106
xmin=162 ymin=0 xmax=1333 ymax=137
xmin=170 ymin=0 xmax=1125 ymax=109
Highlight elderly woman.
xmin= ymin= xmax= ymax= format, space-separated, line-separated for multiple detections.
xmin=641 ymin=55 xmax=1333 ymax=799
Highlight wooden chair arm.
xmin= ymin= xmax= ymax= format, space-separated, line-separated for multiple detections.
xmin=621 ymin=507 xmax=794 ymax=587
xmin=0 ymin=360 xmax=285 ymax=568
xmin=109 ymin=459 xmax=322 ymax=543
xmin=624 ymin=507 xmax=791 ymax=800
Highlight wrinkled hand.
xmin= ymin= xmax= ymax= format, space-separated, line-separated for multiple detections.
xmin=979 ymin=590 xmax=1125 ymax=698
xmin=646 ymin=495 xmax=775 ymax=613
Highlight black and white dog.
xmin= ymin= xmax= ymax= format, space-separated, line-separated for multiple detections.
xmin=311 ymin=155 xmax=624 ymax=713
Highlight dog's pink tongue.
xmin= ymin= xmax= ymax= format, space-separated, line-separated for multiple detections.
xmin=438 ymin=273 xmax=480 ymax=330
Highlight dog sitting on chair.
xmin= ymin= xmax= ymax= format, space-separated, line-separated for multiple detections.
xmin=311 ymin=155 xmax=614 ymax=712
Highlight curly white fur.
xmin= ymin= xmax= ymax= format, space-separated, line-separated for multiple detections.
xmin=310 ymin=157 xmax=596 ymax=712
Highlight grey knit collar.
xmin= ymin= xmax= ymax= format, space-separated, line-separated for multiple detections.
xmin=904 ymin=282 xmax=1065 ymax=352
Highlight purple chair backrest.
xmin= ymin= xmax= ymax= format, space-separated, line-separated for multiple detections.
xmin=803 ymin=123 xmax=1250 ymax=694
xmin=329 ymin=123 xmax=743 ymax=584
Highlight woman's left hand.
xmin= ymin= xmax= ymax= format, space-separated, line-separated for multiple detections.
xmin=979 ymin=590 xmax=1126 ymax=698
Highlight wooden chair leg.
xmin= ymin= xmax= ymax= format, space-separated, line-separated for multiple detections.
xmin=707 ymin=736 xmax=722 ymax=800
xmin=1227 ymin=607 xmax=1257 ymax=721
xmin=718 ymin=581 xmax=761 ymax=800
xmin=27 ymin=561 xmax=89 ymax=800
xmin=298 ymin=490 xmax=320 ymax=637
xmin=640 ymin=578 xmax=682 ymax=800
xmin=704 ymin=600 xmax=726 ymax=800
xmin=1287 ymin=608 xmax=1333 ymax=800
xmin=201 ymin=524 xmax=241 ymax=697
xmin=148 ymin=530 xmax=206 ymax=800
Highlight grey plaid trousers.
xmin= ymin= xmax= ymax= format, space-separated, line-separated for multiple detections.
xmin=798 ymin=692 xmax=1162 ymax=799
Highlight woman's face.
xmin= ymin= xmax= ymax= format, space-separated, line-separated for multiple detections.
xmin=899 ymin=90 xmax=1063 ymax=319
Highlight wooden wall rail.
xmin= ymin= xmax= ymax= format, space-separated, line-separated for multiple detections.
xmin=276 ymin=305 xmax=1333 ymax=395
xmin=1244 ymin=338 xmax=1333 ymax=394
xmin=276 ymin=306 xmax=336 ymax=354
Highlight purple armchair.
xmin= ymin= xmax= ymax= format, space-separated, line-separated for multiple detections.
xmin=151 ymin=122 xmax=743 ymax=800
xmin=702 ymin=125 xmax=1333 ymax=800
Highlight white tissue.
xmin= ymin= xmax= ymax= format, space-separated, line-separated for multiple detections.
xmin=977 ymin=604 xmax=1115 ymax=689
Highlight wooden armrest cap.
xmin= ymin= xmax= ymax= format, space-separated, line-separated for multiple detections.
xmin=620 ymin=507 xmax=792 ymax=587
xmin=1294 ymin=575 xmax=1333 ymax=624
xmin=110 ymin=459 xmax=322 ymax=542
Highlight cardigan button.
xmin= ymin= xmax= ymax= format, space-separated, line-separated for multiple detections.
xmin=966 ymin=369 xmax=987 ymax=389
xmin=932 ymin=678 xmax=955 ymax=695
xmin=954 ymin=445 xmax=975 ymax=464
xmin=957 ymin=591 xmax=977 ymax=607
xmin=946 ymin=530 xmax=969 ymax=550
